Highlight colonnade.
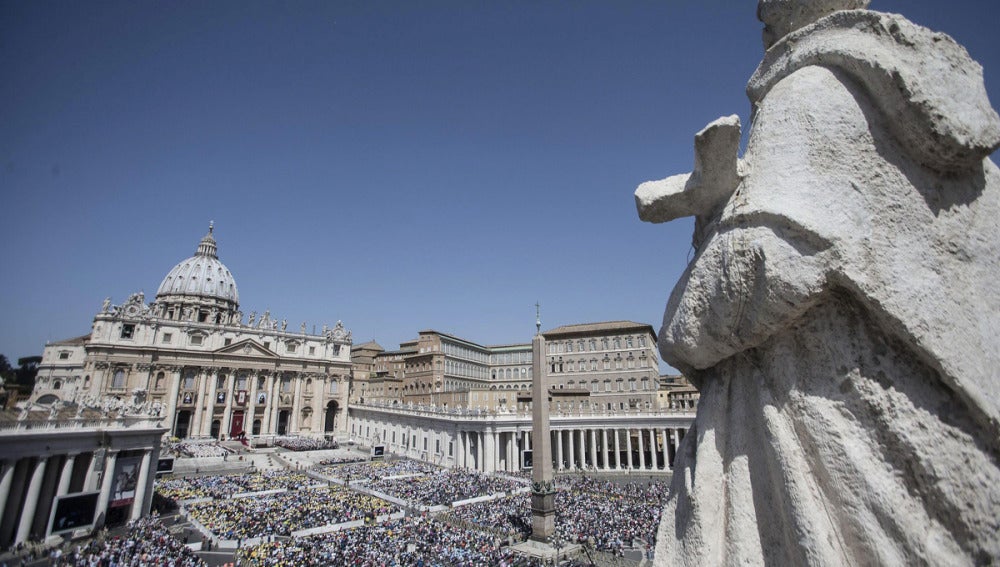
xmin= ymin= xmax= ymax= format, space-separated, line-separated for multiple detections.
xmin=0 ymin=446 xmax=157 ymax=549
xmin=350 ymin=407 xmax=692 ymax=475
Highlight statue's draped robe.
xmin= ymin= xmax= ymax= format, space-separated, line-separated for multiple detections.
xmin=656 ymin=11 xmax=1000 ymax=566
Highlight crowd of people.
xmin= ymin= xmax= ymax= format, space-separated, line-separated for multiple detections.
xmin=188 ymin=487 xmax=399 ymax=540
xmin=53 ymin=515 xmax=204 ymax=567
xmin=236 ymin=516 xmax=544 ymax=567
xmin=272 ymin=436 xmax=339 ymax=452
xmin=447 ymin=475 xmax=669 ymax=555
xmin=365 ymin=469 xmax=524 ymax=506
xmin=155 ymin=470 xmax=315 ymax=502
xmin=315 ymin=457 xmax=441 ymax=482
xmin=317 ymin=455 xmax=367 ymax=466
xmin=164 ymin=441 xmax=232 ymax=458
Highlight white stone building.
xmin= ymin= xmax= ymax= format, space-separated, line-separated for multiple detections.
xmin=30 ymin=225 xmax=353 ymax=441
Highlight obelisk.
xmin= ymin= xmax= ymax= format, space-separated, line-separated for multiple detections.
xmin=530 ymin=303 xmax=556 ymax=542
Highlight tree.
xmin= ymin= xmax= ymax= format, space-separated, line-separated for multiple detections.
xmin=15 ymin=356 xmax=41 ymax=389
xmin=0 ymin=354 xmax=13 ymax=384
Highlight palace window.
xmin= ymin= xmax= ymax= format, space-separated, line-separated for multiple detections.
xmin=190 ymin=335 xmax=203 ymax=346
xmin=162 ymin=333 xmax=172 ymax=344
xmin=309 ymin=346 xmax=315 ymax=355
xmin=182 ymin=370 xmax=195 ymax=390
xmin=236 ymin=374 xmax=247 ymax=390
xmin=287 ymin=343 xmax=297 ymax=353
xmin=155 ymin=372 xmax=165 ymax=390
xmin=216 ymin=375 xmax=226 ymax=389
xmin=58 ymin=351 xmax=69 ymax=360
xmin=120 ymin=324 xmax=135 ymax=339
xmin=53 ymin=380 xmax=62 ymax=390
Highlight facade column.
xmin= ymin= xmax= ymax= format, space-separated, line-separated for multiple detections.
xmin=165 ymin=368 xmax=182 ymax=437
xmin=626 ymin=430 xmax=634 ymax=470
xmin=16 ymin=457 xmax=48 ymax=544
xmin=246 ymin=372 xmax=258 ymax=437
xmin=613 ymin=429 xmax=621 ymax=469
xmin=556 ymin=429 xmax=564 ymax=470
xmin=261 ymin=374 xmax=275 ymax=435
xmin=189 ymin=370 xmax=205 ymax=437
xmin=56 ymin=453 xmax=78 ymax=497
xmin=221 ymin=371 xmax=234 ymax=440
xmin=638 ymin=429 xmax=646 ymax=470
xmin=579 ymin=429 xmax=587 ymax=468
xmin=130 ymin=450 xmax=153 ymax=520
xmin=601 ymin=429 xmax=609 ymax=470
xmin=290 ymin=373 xmax=303 ymax=434
xmin=199 ymin=368 xmax=215 ymax=437
xmin=0 ymin=459 xmax=14 ymax=517
xmin=269 ymin=373 xmax=282 ymax=435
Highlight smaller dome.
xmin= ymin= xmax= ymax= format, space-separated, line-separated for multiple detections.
xmin=156 ymin=223 xmax=240 ymax=305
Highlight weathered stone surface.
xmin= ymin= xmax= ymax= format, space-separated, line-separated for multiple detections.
xmin=637 ymin=2 xmax=1000 ymax=565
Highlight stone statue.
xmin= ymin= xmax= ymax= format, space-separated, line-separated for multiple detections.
xmin=101 ymin=297 xmax=111 ymax=313
xmin=247 ymin=311 xmax=257 ymax=327
xmin=300 ymin=322 xmax=307 ymax=334
xmin=636 ymin=1 xmax=1000 ymax=564
xmin=281 ymin=319 xmax=287 ymax=331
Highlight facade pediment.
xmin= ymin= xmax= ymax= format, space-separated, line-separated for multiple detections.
xmin=215 ymin=338 xmax=279 ymax=359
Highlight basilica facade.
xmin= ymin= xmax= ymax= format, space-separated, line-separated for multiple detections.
xmin=30 ymin=225 xmax=353 ymax=441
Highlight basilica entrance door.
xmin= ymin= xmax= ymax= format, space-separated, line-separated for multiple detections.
xmin=230 ymin=411 xmax=245 ymax=439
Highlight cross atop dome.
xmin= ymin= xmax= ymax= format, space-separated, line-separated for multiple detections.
xmin=197 ymin=222 xmax=218 ymax=258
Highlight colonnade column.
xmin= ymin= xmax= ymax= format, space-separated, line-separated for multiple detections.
xmin=0 ymin=460 xmax=14 ymax=516
xmin=626 ymin=430 xmax=634 ymax=469
xmin=556 ymin=430 xmax=564 ymax=470
xmin=130 ymin=450 xmax=152 ymax=520
xmin=613 ymin=429 xmax=621 ymax=469
xmin=672 ymin=429 xmax=681 ymax=467
xmin=56 ymin=453 xmax=77 ymax=497
xmin=637 ymin=429 xmax=646 ymax=470
xmin=15 ymin=457 xmax=48 ymax=544
xmin=96 ymin=450 xmax=119 ymax=528
xmin=600 ymin=429 xmax=609 ymax=470
xmin=589 ymin=430 xmax=597 ymax=469
xmin=649 ymin=427 xmax=660 ymax=471
xmin=567 ymin=429 xmax=576 ymax=470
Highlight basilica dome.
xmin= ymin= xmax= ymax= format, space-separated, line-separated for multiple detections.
xmin=156 ymin=224 xmax=239 ymax=307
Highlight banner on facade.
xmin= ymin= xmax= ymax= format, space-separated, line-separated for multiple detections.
xmin=237 ymin=390 xmax=247 ymax=406
xmin=109 ymin=456 xmax=140 ymax=508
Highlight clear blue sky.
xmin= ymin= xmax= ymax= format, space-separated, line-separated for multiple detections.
xmin=2 ymin=1 xmax=997 ymax=369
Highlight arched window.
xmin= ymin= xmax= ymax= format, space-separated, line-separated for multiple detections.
xmin=155 ymin=372 xmax=165 ymax=390
xmin=53 ymin=380 xmax=62 ymax=390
